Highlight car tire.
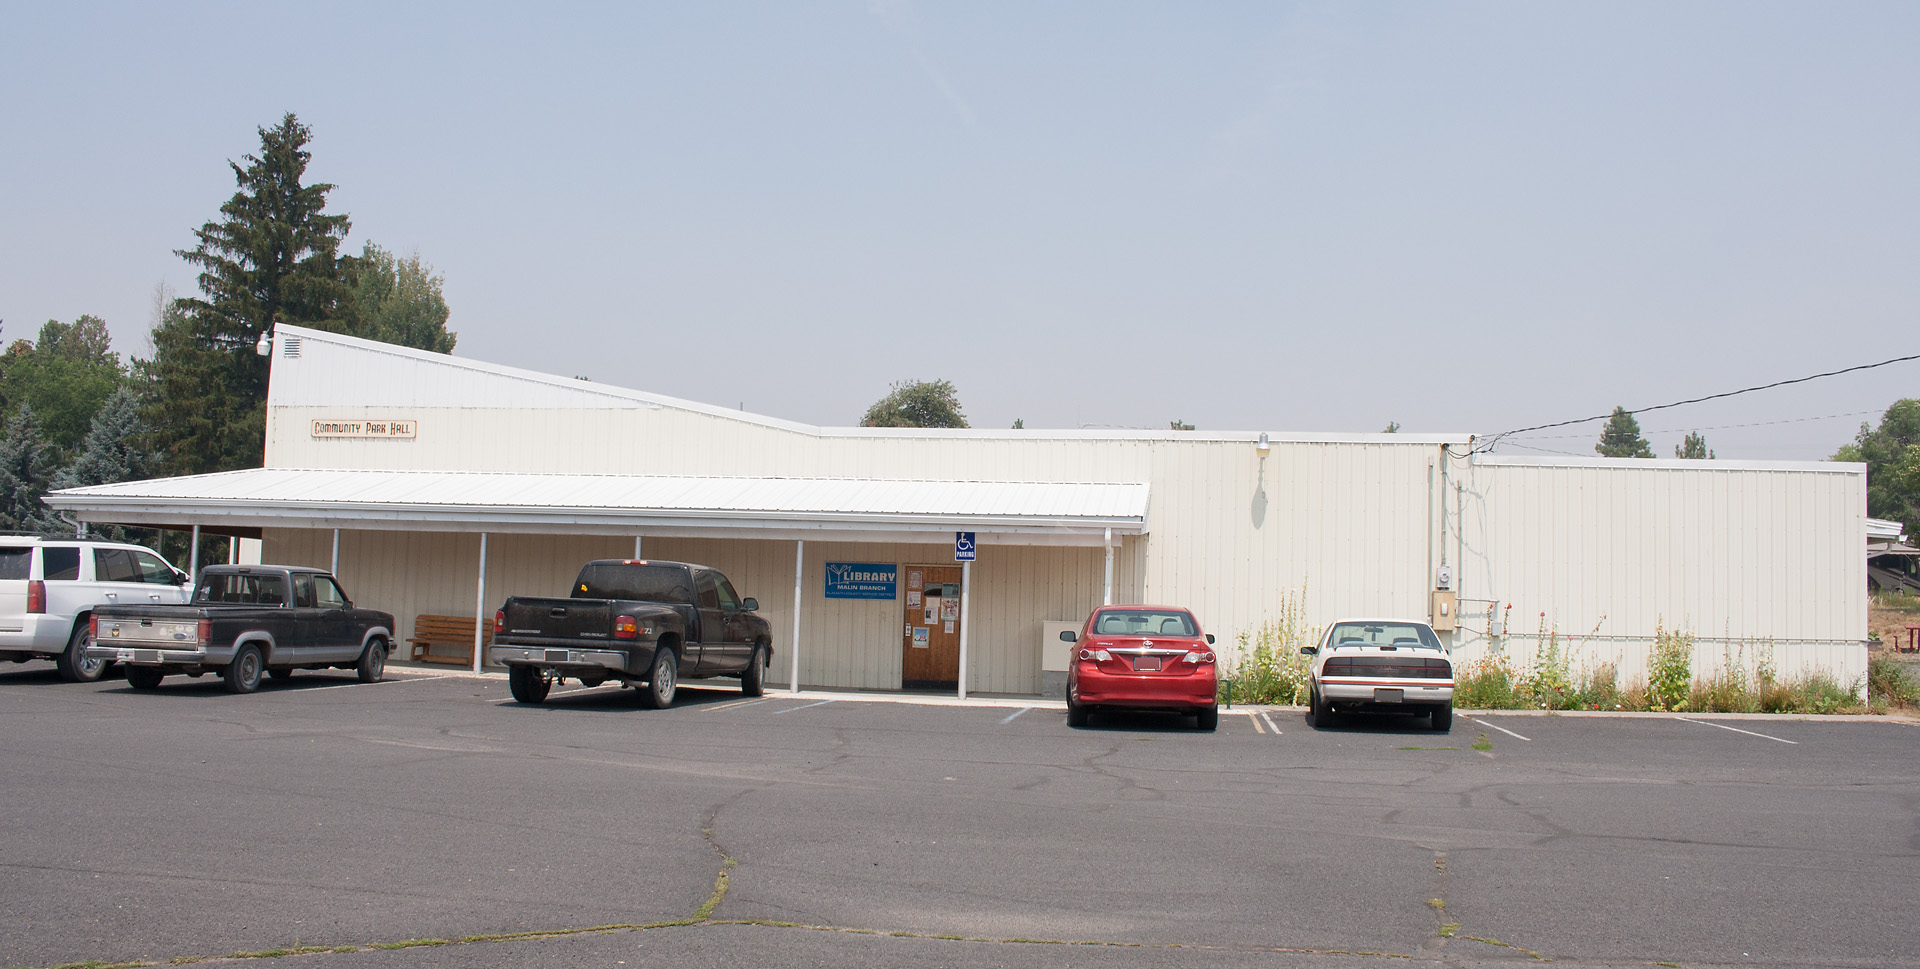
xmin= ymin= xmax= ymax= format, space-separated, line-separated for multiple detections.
xmin=56 ymin=622 xmax=107 ymax=683
xmin=508 ymin=664 xmax=551 ymax=704
xmin=224 ymin=644 xmax=263 ymax=694
xmin=356 ymin=639 xmax=387 ymax=683
xmin=741 ymin=645 xmax=765 ymax=697
xmin=639 ymin=646 xmax=677 ymax=709
xmin=1307 ymin=689 xmax=1333 ymax=729
xmin=1431 ymin=704 xmax=1453 ymax=732
xmin=126 ymin=666 xmax=165 ymax=690
xmin=1195 ymin=705 xmax=1218 ymax=731
xmin=1066 ymin=697 xmax=1089 ymax=727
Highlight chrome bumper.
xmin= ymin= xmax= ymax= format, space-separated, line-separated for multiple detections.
xmin=86 ymin=644 xmax=236 ymax=667
xmin=488 ymin=644 xmax=634 ymax=672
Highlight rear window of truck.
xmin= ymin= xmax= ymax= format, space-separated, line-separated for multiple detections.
xmin=196 ymin=573 xmax=290 ymax=605
xmin=574 ymin=564 xmax=693 ymax=603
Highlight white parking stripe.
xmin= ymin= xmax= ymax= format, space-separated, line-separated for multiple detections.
xmin=1001 ymin=706 xmax=1031 ymax=723
xmin=1675 ymin=716 xmax=1798 ymax=744
xmin=771 ymin=699 xmax=835 ymax=715
xmin=1464 ymin=715 xmax=1532 ymax=741
xmin=1259 ymin=711 xmax=1281 ymax=735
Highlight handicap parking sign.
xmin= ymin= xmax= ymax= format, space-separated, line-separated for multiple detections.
xmin=954 ymin=532 xmax=976 ymax=562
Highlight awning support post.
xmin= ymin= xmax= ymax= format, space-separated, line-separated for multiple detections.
xmin=331 ymin=529 xmax=340 ymax=575
xmin=188 ymin=525 xmax=200 ymax=583
xmin=634 ymin=536 xmax=643 ymax=559
xmin=1103 ymin=527 xmax=1113 ymax=605
xmin=473 ymin=532 xmax=488 ymax=675
xmin=789 ymin=539 xmax=804 ymax=693
xmin=958 ymin=559 xmax=972 ymax=700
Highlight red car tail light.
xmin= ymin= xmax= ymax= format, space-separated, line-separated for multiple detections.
xmin=1184 ymin=650 xmax=1216 ymax=664
xmin=1078 ymin=648 xmax=1112 ymax=662
xmin=26 ymin=580 xmax=45 ymax=614
xmin=614 ymin=615 xmax=638 ymax=640
xmin=493 ymin=610 xmax=506 ymax=634
xmin=196 ymin=619 xmax=212 ymax=644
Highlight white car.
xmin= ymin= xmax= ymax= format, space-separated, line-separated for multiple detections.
xmin=0 ymin=537 xmax=192 ymax=681
xmin=1301 ymin=618 xmax=1455 ymax=731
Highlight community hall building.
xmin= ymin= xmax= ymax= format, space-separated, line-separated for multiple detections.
xmin=45 ymin=325 xmax=1871 ymax=697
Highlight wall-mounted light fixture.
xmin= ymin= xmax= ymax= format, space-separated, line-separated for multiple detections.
xmin=254 ymin=329 xmax=273 ymax=357
xmin=1256 ymin=432 xmax=1270 ymax=454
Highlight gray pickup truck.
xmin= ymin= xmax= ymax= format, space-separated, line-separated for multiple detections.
xmin=488 ymin=559 xmax=772 ymax=707
xmin=87 ymin=565 xmax=395 ymax=693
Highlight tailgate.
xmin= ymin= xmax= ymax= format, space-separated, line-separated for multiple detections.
xmin=498 ymin=597 xmax=614 ymax=644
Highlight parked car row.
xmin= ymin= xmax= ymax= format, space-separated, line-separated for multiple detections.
xmin=7 ymin=538 xmax=1454 ymax=731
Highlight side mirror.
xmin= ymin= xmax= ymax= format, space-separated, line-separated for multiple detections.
xmin=1299 ymin=646 xmax=1318 ymax=655
xmin=1058 ymin=630 xmax=1078 ymax=642
xmin=1205 ymin=633 xmax=1215 ymax=645
xmin=173 ymin=569 xmax=189 ymax=585
xmin=741 ymin=597 xmax=758 ymax=611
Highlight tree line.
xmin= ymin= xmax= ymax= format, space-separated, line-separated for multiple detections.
xmin=0 ymin=113 xmax=456 ymax=556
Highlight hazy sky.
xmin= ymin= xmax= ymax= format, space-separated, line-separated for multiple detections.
xmin=4 ymin=2 xmax=1916 ymax=460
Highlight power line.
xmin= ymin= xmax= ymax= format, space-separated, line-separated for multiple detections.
xmin=1484 ymin=353 xmax=1920 ymax=451
xmin=1503 ymin=409 xmax=1880 ymax=442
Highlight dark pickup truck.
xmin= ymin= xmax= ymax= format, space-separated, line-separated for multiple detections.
xmin=86 ymin=565 xmax=396 ymax=693
xmin=488 ymin=559 xmax=772 ymax=707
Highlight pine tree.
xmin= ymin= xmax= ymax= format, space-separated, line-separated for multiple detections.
xmin=1675 ymin=431 xmax=1714 ymax=460
xmin=0 ymin=406 xmax=62 ymax=534
xmin=50 ymin=387 xmax=157 ymax=543
xmin=1595 ymin=407 xmax=1654 ymax=458
xmin=144 ymin=113 xmax=353 ymax=475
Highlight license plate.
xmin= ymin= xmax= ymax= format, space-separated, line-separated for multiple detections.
xmin=544 ymin=649 xmax=571 ymax=663
xmin=1132 ymin=656 xmax=1162 ymax=672
xmin=1374 ymin=688 xmax=1403 ymax=703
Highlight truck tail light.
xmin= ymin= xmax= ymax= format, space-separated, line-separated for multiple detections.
xmin=196 ymin=619 xmax=211 ymax=644
xmin=614 ymin=615 xmax=638 ymax=640
xmin=90 ymin=614 xmax=99 ymax=639
xmin=493 ymin=610 xmax=505 ymax=634
xmin=1078 ymin=648 xmax=1111 ymax=662
xmin=1184 ymin=650 xmax=1216 ymax=664
xmin=27 ymin=580 xmax=45 ymax=614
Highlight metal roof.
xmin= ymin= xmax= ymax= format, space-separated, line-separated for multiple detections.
xmin=44 ymin=468 xmax=1150 ymax=546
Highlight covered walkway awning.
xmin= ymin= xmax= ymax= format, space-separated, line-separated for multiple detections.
xmin=42 ymin=468 xmax=1151 ymax=546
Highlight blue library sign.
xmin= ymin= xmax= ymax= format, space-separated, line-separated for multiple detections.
xmin=824 ymin=562 xmax=899 ymax=600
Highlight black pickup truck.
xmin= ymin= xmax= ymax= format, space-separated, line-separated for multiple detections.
xmin=488 ymin=559 xmax=772 ymax=707
xmin=86 ymin=565 xmax=395 ymax=693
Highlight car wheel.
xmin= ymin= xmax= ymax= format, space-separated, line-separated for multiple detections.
xmin=1195 ymin=705 xmax=1218 ymax=731
xmin=1431 ymin=704 xmax=1453 ymax=732
xmin=1066 ymin=697 xmax=1089 ymax=727
xmin=224 ymin=644 xmax=263 ymax=694
xmin=56 ymin=622 xmax=107 ymax=683
xmin=126 ymin=666 xmax=165 ymax=690
xmin=741 ymin=645 xmax=765 ymax=696
xmin=356 ymin=639 xmax=387 ymax=683
xmin=508 ymin=664 xmax=551 ymax=704
xmin=1307 ymin=689 xmax=1332 ymax=729
xmin=639 ymin=646 xmax=677 ymax=709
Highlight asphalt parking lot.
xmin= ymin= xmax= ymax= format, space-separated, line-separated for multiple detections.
xmin=3 ymin=665 xmax=1917 ymax=969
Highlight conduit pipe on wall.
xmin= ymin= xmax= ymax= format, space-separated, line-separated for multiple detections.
xmin=790 ymin=540 xmax=804 ymax=693
xmin=473 ymin=532 xmax=488 ymax=675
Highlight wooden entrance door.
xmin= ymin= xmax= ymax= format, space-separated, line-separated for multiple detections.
xmin=902 ymin=565 xmax=963 ymax=690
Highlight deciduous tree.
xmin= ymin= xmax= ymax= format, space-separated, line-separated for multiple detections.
xmin=1833 ymin=399 xmax=1920 ymax=535
xmin=861 ymin=379 xmax=969 ymax=428
xmin=346 ymin=243 xmax=457 ymax=353
xmin=0 ymin=316 xmax=125 ymax=456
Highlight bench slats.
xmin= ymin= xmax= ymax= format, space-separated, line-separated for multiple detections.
xmin=407 ymin=614 xmax=491 ymax=665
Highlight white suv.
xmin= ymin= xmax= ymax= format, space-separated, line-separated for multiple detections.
xmin=0 ymin=537 xmax=192 ymax=681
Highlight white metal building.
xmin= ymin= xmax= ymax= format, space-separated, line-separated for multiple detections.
xmin=45 ymin=325 xmax=1870 ymax=696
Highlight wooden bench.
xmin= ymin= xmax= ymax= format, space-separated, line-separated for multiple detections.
xmin=407 ymin=614 xmax=492 ymax=665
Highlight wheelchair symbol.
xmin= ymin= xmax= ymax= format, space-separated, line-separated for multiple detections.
xmin=954 ymin=532 xmax=976 ymax=561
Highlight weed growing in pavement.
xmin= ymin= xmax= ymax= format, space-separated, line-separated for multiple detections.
xmin=1221 ymin=590 xmax=1316 ymax=705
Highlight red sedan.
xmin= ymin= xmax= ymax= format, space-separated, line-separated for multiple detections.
xmin=1062 ymin=605 xmax=1218 ymax=730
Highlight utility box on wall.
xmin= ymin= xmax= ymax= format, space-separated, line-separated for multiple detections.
xmin=1431 ymin=590 xmax=1458 ymax=632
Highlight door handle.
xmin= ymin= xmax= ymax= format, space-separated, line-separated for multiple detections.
xmin=105 ymin=592 xmax=117 ymax=600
